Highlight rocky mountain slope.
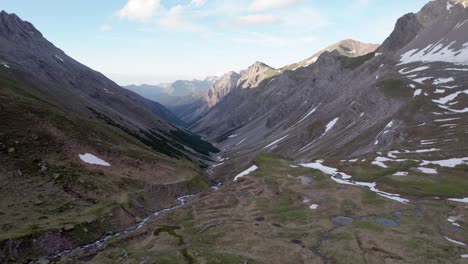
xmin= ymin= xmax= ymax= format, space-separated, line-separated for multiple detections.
xmin=191 ymin=0 xmax=468 ymax=167
xmin=125 ymin=77 xmax=217 ymax=123
xmin=75 ymin=1 xmax=467 ymax=263
xmin=175 ymin=71 xmax=241 ymax=124
xmin=2 ymin=0 xmax=468 ymax=263
xmin=0 ymin=10 xmax=218 ymax=263
xmin=176 ymin=41 xmax=378 ymax=126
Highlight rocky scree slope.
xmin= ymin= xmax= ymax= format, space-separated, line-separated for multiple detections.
xmin=193 ymin=0 xmax=468 ymax=185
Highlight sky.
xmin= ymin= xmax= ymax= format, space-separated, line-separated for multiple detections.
xmin=2 ymin=0 xmax=429 ymax=85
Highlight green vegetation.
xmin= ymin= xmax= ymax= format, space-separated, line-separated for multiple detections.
xmin=377 ymin=78 xmax=412 ymax=97
xmin=361 ymin=189 xmax=386 ymax=205
xmin=168 ymin=129 xmax=219 ymax=156
xmin=338 ymin=52 xmax=375 ymax=70
xmin=378 ymin=173 xmax=468 ymax=198
xmin=354 ymin=220 xmax=385 ymax=232
xmin=257 ymin=197 xmax=313 ymax=223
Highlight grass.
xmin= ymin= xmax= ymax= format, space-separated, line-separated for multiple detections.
xmin=378 ymin=78 xmax=413 ymax=97
xmin=0 ymin=73 xmax=214 ymax=263
xmin=343 ymin=160 xmax=417 ymax=182
xmin=338 ymin=52 xmax=375 ymax=70
xmin=361 ymin=189 xmax=386 ymax=205
xmin=256 ymin=196 xmax=314 ymax=224
xmin=354 ymin=220 xmax=385 ymax=232
xmin=378 ymin=173 xmax=468 ymax=198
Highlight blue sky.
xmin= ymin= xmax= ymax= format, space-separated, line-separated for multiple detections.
xmin=2 ymin=0 xmax=429 ymax=85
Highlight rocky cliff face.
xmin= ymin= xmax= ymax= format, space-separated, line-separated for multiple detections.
xmin=283 ymin=39 xmax=380 ymax=70
xmin=174 ymin=71 xmax=241 ymax=125
xmin=206 ymin=71 xmax=241 ymax=108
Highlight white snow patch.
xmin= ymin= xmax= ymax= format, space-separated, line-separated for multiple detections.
xmin=412 ymin=77 xmax=432 ymax=84
xmin=399 ymin=66 xmax=430 ymax=74
xmin=324 ymin=118 xmax=339 ymax=135
xmin=433 ymin=77 xmax=455 ymax=85
xmin=434 ymin=89 xmax=445 ymax=94
xmin=447 ymin=1 xmax=454 ymax=10
xmin=301 ymin=160 xmax=351 ymax=179
xmin=309 ymin=204 xmax=319 ymax=210
xmin=417 ymin=167 xmax=438 ymax=174
xmin=393 ymin=171 xmax=408 ymax=176
xmin=55 ymin=55 xmax=64 ymax=63
xmin=461 ymin=254 xmax=468 ymax=258
xmin=445 ymin=236 xmax=466 ymax=246
xmin=421 ymin=157 xmax=468 ymax=168
xmin=233 ymin=165 xmax=258 ymax=181
xmin=228 ymin=134 xmax=238 ymax=138
xmin=445 ymin=67 xmax=468 ymax=71
xmin=434 ymin=117 xmax=460 ymax=122
xmin=301 ymin=161 xmax=409 ymax=204
xmin=433 ymin=90 xmax=468 ymax=105
xmin=413 ymin=89 xmax=422 ymax=97
xmin=295 ymin=105 xmax=320 ymax=125
xmin=413 ymin=148 xmax=440 ymax=153
xmin=236 ymin=138 xmax=246 ymax=146
xmin=448 ymin=197 xmax=468 ymax=204
xmin=79 ymin=153 xmax=110 ymax=166
xmin=2 ymin=63 xmax=9 ymax=68
xmin=399 ymin=41 xmax=468 ymax=66
xmin=437 ymin=104 xmax=468 ymax=113
xmin=263 ymin=135 xmax=288 ymax=149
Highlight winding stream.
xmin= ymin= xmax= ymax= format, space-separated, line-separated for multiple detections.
xmin=36 ymin=195 xmax=194 ymax=262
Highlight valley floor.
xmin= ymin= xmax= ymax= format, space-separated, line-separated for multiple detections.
xmin=55 ymin=154 xmax=468 ymax=264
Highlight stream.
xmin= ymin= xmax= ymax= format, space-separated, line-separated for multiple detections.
xmin=34 ymin=195 xmax=194 ymax=263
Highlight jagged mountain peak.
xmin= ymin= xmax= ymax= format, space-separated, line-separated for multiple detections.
xmin=249 ymin=61 xmax=275 ymax=71
xmin=283 ymin=39 xmax=379 ymax=71
xmin=0 ymin=10 xmax=43 ymax=40
xmin=237 ymin=61 xmax=277 ymax=89
xmin=204 ymin=71 xmax=241 ymax=108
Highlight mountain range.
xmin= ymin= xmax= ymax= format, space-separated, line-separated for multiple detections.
xmin=1 ymin=0 xmax=468 ymax=263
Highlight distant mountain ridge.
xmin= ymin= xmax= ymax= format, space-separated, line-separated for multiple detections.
xmin=188 ymin=0 xmax=468 ymax=166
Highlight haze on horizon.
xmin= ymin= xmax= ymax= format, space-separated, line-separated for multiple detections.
xmin=2 ymin=0 xmax=428 ymax=85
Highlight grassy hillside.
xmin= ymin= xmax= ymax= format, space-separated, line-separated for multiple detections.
xmin=0 ymin=74 xmax=213 ymax=263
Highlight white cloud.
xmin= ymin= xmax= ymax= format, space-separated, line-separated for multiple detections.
xmin=117 ymin=0 xmax=160 ymax=21
xmin=100 ymin=24 xmax=112 ymax=32
xmin=191 ymin=0 xmax=208 ymax=7
xmin=249 ymin=0 xmax=302 ymax=11
xmin=159 ymin=5 xmax=203 ymax=31
xmin=230 ymin=14 xmax=282 ymax=27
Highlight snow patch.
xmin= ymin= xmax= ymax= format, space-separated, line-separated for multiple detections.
xmin=263 ymin=135 xmax=288 ymax=149
xmin=421 ymin=157 xmax=468 ymax=168
xmin=324 ymin=118 xmax=339 ymax=135
xmin=55 ymin=55 xmax=64 ymax=63
xmin=413 ymin=89 xmax=422 ymax=97
xmin=399 ymin=66 xmax=430 ymax=74
xmin=233 ymin=165 xmax=258 ymax=181
xmin=79 ymin=153 xmax=110 ymax=166
xmin=399 ymin=41 xmax=468 ymax=66
xmin=433 ymin=77 xmax=455 ymax=85
xmin=295 ymin=105 xmax=320 ymax=125
xmin=417 ymin=167 xmax=438 ymax=174
xmin=448 ymin=197 xmax=468 ymax=204
xmin=309 ymin=204 xmax=319 ymax=210
xmin=445 ymin=236 xmax=466 ymax=246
